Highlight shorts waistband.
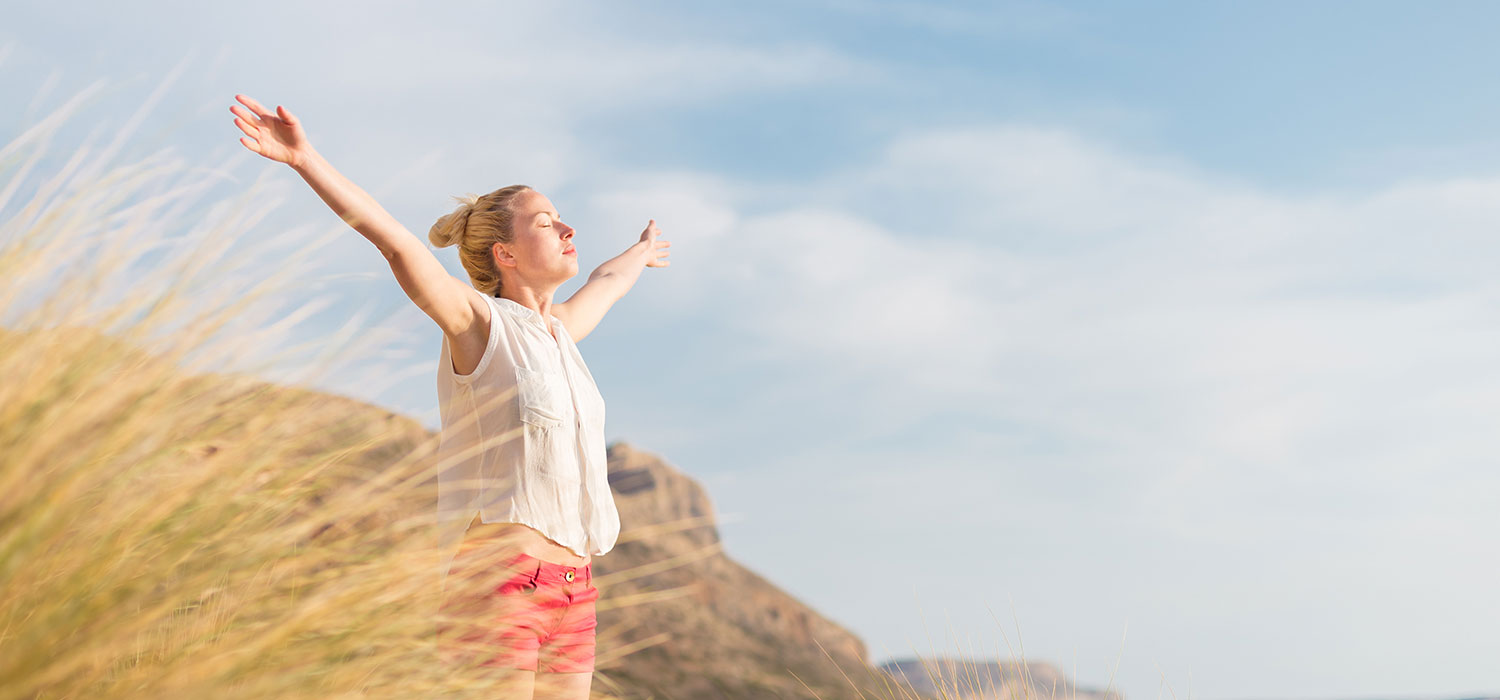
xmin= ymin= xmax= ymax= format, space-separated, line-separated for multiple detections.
xmin=509 ymin=551 xmax=592 ymax=585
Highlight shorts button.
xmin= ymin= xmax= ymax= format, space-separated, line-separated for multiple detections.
xmin=565 ymin=570 xmax=575 ymax=582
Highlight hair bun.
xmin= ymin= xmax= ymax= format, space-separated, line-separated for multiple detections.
xmin=427 ymin=193 xmax=482 ymax=248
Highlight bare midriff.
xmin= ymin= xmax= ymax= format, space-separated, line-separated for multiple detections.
xmin=463 ymin=513 xmax=592 ymax=568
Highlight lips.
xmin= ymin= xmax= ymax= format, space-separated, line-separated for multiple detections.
xmin=562 ymin=245 xmax=576 ymax=255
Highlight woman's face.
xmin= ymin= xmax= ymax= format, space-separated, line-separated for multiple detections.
xmin=497 ymin=190 xmax=578 ymax=284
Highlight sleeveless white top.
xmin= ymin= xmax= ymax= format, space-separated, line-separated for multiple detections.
xmin=434 ymin=287 xmax=620 ymax=579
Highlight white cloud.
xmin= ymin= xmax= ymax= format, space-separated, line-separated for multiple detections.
xmin=587 ymin=122 xmax=1500 ymax=568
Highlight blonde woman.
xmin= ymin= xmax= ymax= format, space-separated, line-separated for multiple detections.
xmin=231 ymin=94 xmax=669 ymax=698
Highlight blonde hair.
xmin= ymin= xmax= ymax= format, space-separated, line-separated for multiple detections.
xmin=427 ymin=184 xmax=534 ymax=296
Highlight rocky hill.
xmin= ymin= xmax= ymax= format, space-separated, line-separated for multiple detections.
xmin=5 ymin=323 xmax=1118 ymax=700
xmin=591 ymin=441 xmax=888 ymax=699
xmin=589 ymin=442 xmax=1125 ymax=700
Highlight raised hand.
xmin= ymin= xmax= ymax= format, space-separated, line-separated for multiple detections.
xmin=229 ymin=94 xmax=312 ymax=168
xmin=639 ymin=219 xmax=671 ymax=268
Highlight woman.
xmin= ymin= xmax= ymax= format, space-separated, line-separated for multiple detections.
xmin=230 ymin=94 xmax=669 ymax=697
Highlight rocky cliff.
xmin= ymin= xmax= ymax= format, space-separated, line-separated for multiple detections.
xmin=590 ymin=441 xmax=891 ymax=699
xmin=588 ymin=442 xmax=1125 ymax=700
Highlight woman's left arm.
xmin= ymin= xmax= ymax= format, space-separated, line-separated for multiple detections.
xmin=554 ymin=219 xmax=671 ymax=341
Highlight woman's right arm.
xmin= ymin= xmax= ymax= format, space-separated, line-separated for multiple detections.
xmin=230 ymin=94 xmax=479 ymax=337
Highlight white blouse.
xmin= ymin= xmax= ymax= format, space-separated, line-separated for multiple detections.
xmin=434 ymin=287 xmax=620 ymax=579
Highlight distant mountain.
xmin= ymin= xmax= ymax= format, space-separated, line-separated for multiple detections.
xmin=877 ymin=657 xmax=1123 ymax=700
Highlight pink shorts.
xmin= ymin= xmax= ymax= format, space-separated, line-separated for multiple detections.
xmin=437 ymin=544 xmax=599 ymax=673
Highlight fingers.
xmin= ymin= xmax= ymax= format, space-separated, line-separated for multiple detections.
xmin=277 ymin=104 xmax=298 ymax=126
xmin=641 ymin=221 xmax=671 ymax=260
xmin=235 ymin=94 xmax=273 ymax=119
xmin=233 ymin=116 xmax=258 ymax=139
xmin=239 ymin=137 xmax=261 ymax=154
xmin=229 ymin=104 xmax=260 ymax=125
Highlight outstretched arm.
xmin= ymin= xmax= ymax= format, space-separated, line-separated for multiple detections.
xmin=554 ymin=219 xmax=671 ymax=342
xmin=230 ymin=94 xmax=478 ymax=337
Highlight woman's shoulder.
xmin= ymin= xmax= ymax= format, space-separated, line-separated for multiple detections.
xmin=444 ymin=290 xmax=505 ymax=382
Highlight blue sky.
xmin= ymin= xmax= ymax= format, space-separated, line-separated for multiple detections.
xmin=4 ymin=2 xmax=1499 ymax=698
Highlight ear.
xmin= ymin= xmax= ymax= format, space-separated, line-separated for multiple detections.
xmin=492 ymin=241 xmax=516 ymax=268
